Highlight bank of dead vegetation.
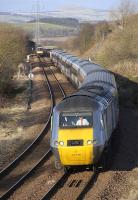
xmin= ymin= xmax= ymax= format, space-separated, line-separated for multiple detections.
xmin=0 ymin=24 xmax=31 ymax=96
xmin=63 ymin=0 xmax=138 ymax=106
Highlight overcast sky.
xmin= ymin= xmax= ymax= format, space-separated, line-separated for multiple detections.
xmin=0 ymin=0 xmax=133 ymax=12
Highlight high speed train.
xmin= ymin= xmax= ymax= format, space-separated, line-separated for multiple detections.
xmin=50 ymin=49 xmax=119 ymax=171
xmin=36 ymin=47 xmax=44 ymax=56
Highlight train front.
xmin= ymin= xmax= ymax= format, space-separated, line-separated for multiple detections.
xmin=51 ymin=94 xmax=102 ymax=169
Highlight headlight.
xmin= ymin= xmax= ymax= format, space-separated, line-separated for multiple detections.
xmin=54 ymin=141 xmax=58 ymax=146
xmin=59 ymin=141 xmax=64 ymax=146
xmin=87 ymin=139 xmax=97 ymax=145
xmin=87 ymin=140 xmax=92 ymax=145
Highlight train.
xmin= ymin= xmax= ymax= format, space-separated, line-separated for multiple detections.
xmin=36 ymin=46 xmax=57 ymax=57
xmin=50 ymin=49 xmax=119 ymax=171
xmin=36 ymin=47 xmax=44 ymax=56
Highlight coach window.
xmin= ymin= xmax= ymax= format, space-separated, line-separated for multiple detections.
xmin=78 ymin=72 xmax=84 ymax=83
xmin=71 ymin=68 xmax=77 ymax=75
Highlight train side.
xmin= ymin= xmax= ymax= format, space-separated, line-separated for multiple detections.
xmin=50 ymin=49 xmax=119 ymax=170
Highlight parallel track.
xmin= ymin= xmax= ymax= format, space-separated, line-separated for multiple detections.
xmin=0 ymin=66 xmax=52 ymax=180
xmin=40 ymin=58 xmax=100 ymax=200
xmin=41 ymin=57 xmax=66 ymax=99
xmin=0 ymin=59 xmax=66 ymax=200
xmin=1 ymin=57 xmax=98 ymax=200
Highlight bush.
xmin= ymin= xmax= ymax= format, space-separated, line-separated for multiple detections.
xmin=94 ymin=15 xmax=138 ymax=66
xmin=0 ymin=24 xmax=29 ymax=94
xmin=64 ymin=21 xmax=112 ymax=55
xmin=0 ymin=59 xmax=12 ymax=94
xmin=67 ymin=23 xmax=95 ymax=53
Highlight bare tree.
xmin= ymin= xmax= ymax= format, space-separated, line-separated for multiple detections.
xmin=111 ymin=0 xmax=138 ymax=29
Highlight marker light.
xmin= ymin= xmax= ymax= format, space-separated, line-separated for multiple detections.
xmin=87 ymin=140 xmax=93 ymax=145
xmin=59 ymin=141 xmax=64 ymax=146
xmin=87 ymin=139 xmax=97 ymax=145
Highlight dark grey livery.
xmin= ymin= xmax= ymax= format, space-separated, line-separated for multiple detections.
xmin=50 ymin=49 xmax=119 ymax=169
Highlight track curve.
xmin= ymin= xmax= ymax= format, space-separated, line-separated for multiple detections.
xmin=0 ymin=58 xmax=66 ymax=200
xmin=0 ymin=64 xmax=54 ymax=199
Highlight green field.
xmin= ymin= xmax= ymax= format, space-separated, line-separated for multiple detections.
xmin=22 ymin=22 xmax=73 ymax=30
xmin=17 ymin=22 xmax=77 ymax=37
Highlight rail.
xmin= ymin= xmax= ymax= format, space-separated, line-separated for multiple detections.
xmin=0 ymin=58 xmax=66 ymax=200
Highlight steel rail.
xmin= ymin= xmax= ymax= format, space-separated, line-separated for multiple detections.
xmin=0 ymin=150 xmax=52 ymax=200
xmin=43 ymin=57 xmax=66 ymax=98
xmin=41 ymin=170 xmax=99 ymax=200
xmin=49 ymin=66 xmax=66 ymax=98
xmin=41 ymin=172 xmax=70 ymax=200
xmin=76 ymin=171 xmax=99 ymax=200
xmin=0 ymin=64 xmax=53 ymax=180
xmin=0 ymin=66 xmax=54 ymax=200
xmin=39 ymin=58 xmax=101 ymax=200
xmin=0 ymin=59 xmax=66 ymax=200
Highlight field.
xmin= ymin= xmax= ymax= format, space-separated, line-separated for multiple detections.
xmin=17 ymin=22 xmax=77 ymax=38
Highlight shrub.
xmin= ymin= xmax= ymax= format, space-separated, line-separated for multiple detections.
xmin=67 ymin=23 xmax=95 ymax=53
xmin=0 ymin=24 xmax=29 ymax=94
xmin=94 ymin=15 xmax=138 ymax=66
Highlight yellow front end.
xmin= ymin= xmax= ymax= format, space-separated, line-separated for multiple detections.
xmin=58 ymin=128 xmax=94 ymax=166
xmin=37 ymin=51 xmax=43 ymax=55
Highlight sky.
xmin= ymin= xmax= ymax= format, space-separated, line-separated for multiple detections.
xmin=0 ymin=0 xmax=130 ymax=13
xmin=0 ymin=0 xmax=138 ymax=21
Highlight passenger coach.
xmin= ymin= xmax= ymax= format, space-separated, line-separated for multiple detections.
xmin=50 ymin=49 xmax=119 ymax=171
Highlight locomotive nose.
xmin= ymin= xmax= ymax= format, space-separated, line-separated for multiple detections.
xmin=59 ymin=146 xmax=93 ymax=165
xmin=58 ymin=128 xmax=94 ymax=165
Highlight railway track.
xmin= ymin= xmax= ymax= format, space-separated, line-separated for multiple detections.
xmin=0 ymin=57 xmax=99 ymax=200
xmin=39 ymin=58 xmax=100 ymax=200
xmin=40 ymin=57 xmax=66 ymax=100
xmin=0 ymin=59 xmax=66 ymax=200
xmin=28 ymin=58 xmax=99 ymax=200
xmin=8 ymin=59 xmax=67 ymax=200
xmin=0 ymin=68 xmax=51 ymax=181
xmin=40 ymin=169 xmax=99 ymax=200
xmin=38 ymin=58 xmax=99 ymax=200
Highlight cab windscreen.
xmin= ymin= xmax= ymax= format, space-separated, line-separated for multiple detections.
xmin=59 ymin=112 xmax=93 ymax=128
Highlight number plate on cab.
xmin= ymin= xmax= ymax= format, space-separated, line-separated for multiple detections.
xmin=67 ymin=140 xmax=83 ymax=146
